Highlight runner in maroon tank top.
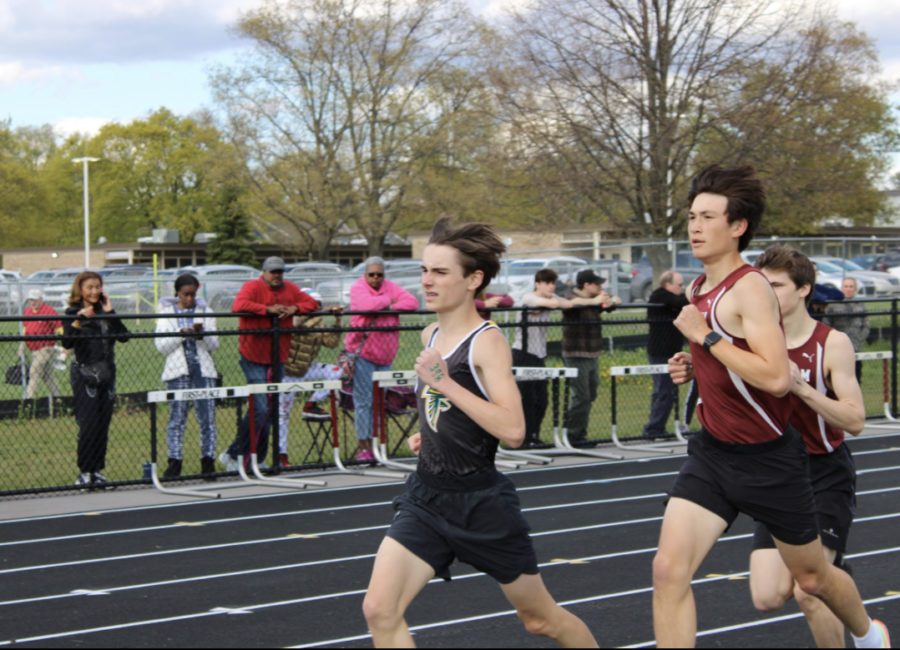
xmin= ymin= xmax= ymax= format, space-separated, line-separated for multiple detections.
xmin=652 ymin=165 xmax=889 ymax=648
xmin=748 ymin=245 xmax=884 ymax=648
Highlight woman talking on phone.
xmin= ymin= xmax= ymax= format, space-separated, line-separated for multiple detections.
xmin=62 ymin=270 xmax=129 ymax=489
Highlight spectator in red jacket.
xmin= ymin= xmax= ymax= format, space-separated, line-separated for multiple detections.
xmin=219 ymin=257 xmax=318 ymax=471
xmin=18 ymin=289 xmax=65 ymax=399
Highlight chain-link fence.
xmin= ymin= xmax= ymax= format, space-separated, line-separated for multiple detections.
xmin=1 ymin=297 xmax=896 ymax=497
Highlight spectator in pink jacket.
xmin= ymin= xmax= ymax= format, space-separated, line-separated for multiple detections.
xmin=344 ymin=257 xmax=418 ymax=461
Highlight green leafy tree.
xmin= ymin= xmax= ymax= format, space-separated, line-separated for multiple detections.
xmin=697 ymin=21 xmax=899 ymax=233
xmin=88 ymin=108 xmax=231 ymax=244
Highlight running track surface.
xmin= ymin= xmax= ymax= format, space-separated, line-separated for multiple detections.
xmin=1 ymin=427 xmax=898 ymax=648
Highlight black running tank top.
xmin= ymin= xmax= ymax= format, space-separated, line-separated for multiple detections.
xmin=416 ymin=321 xmax=499 ymax=478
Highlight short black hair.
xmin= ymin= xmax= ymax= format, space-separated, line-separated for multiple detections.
xmin=174 ymin=273 xmax=200 ymax=293
xmin=688 ymin=164 xmax=766 ymax=252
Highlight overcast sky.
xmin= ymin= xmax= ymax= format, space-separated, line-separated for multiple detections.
xmin=1 ymin=0 xmax=898 ymax=147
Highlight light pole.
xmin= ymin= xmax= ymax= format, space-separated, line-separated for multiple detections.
xmin=73 ymin=156 xmax=100 ymax=268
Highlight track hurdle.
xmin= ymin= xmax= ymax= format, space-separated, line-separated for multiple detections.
xmin=513 ymin=367 xmax=625 ymax=460
xmin=238 ymin=380 xmax=338 ymax=489
xmin=147 ymin=384 xmax=252 ymax=499
xmin=855 ymin=350 xmax=898 ymax=426
xmin=608 ymin=364 xmax=682 ymax=454
xmin=372 ymin=370 xmax=419 ymax=473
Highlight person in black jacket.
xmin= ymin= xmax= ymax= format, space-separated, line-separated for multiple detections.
xmin=642 ymin=270 xmax=688 ymax=439
xmin=62 ymin=271 xmax=129 ymax=488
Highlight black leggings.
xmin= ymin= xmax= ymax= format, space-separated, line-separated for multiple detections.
xmin=71 ymin=366 xmax=116 ymax=474
xmin=512 ymin=349 xmax=548 ymax=440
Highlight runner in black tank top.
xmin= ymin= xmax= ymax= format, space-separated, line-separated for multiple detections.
xmin=362 ymin=218 xmax=598 ymax=648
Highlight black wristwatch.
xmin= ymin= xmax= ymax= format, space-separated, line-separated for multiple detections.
xmin=703 ymin=331 xmax=723 ymax=352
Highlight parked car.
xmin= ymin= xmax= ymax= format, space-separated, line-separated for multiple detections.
xmin=809 ymin=257 xmax=883 ymax=297
xmin=26 ymin=267 xmax=103 ymax=311
xmin=174 ymin=264 xmax=260 ymax=312
xmin=299 ymin=259 xmax=425 ymax=308
xmin=850 ymin=253 xmax=881 ymax=270
xmin=491 ymin=256 xmax=596 ymax=304
xmin=0 ymin=270 xmax=22 ymax=314
xmin=868 ymin=248 xmax=900 ymax=276
xmin=98 ymin=265 xmax=154 ymax=312
xmin=630 ymin=252 xmax=704 ymax=303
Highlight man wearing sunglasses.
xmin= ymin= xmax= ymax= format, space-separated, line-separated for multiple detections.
xmin=344 ymin=257 xmax=418 ymax=461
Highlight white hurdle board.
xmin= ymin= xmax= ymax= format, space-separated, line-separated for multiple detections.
xmin=609 ymin=364 xmax=682 ymax=453
xmin=146 ymin=379 xmax=344 ymax=496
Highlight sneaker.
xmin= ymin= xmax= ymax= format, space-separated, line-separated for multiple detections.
xmin=279 ymin=453 xmax=290 ymax=467
xmin=356 ymin=449 xmax=375 ymax=462
xmin=74 ymin=472 xmax=92 ymax=488
xmin=872 ymin=619 xmax=891 ymax=648
xmin=163 ymin=458 xmax=182 ymax=478
xmin=90 ymin=472 xmax=109 ymax=488
xmin=218 ymin=451 xmax=238 ymax=472
xmin=302 ymin=401 xmax=330 ymax=419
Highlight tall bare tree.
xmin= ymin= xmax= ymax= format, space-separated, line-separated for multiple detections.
xmin=210 ymin=0 xmax=487 ymax=258
xmin=491 ymin=0 xmax=831 ymax=273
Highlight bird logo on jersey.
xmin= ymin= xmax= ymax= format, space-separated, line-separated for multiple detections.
xmin=422 ymin=384 xmax=451 ymax=431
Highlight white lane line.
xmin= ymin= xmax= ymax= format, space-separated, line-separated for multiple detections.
xmin=623 ymin=593 xmax=900 ymax=648
xmin=0 ymin=512 xmax=668 ymax=577
xmin=4 ymin=484 xmax=900 ymax=578
xmin=0 ymin=471 xmax=681 ymax=548
xmin=6 ymin=458 xmax=900 ymax=550
xmin=291 ymin=556 xmax=900 ymax=649
xmin=3 ymin=528 xmax=897 ymax=648
xmin=0 ymin=452 xmax=684 ymax=526
xmin=0 ymin=535 xmax=763 ymax=646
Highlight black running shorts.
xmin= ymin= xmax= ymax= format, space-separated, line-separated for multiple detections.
xmin=386 ymin=470 xmax=540 ymax=584
xmin=668 ymin=427 xmax=819 ymax=546
xmin=752 ymin=442 xmax=857 ymax=556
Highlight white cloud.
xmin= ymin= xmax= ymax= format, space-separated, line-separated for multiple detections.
xmin=0 ymin=0 xmax=261 ymax=65
xmin=53 ymin=116 xmax=122 ymax=138
xmin=0 ymin=61 xmax=68 ymax=85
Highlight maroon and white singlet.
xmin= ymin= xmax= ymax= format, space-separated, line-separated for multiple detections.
xmin=789 ymin=321 xmax=845 ymax=455
xmin=690 ymin=265 xmax=794 ymax=444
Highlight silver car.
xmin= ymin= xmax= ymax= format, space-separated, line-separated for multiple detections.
xmin=811 ymin=256 xmax=900 ymax=297
xmin=810 ymin=257 xmax=881 ymax=297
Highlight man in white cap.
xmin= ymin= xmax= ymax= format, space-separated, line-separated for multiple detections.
xmin=276 ymin=289 xmax=345 ymax=466
xmin=19 ymin=289 xmax=65 ymax=399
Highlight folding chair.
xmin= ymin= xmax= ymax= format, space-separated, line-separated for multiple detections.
xmin=298 ymin=408 xmax=333 ymax=466
xmin=331 ymin=383 xmax=405 ymax=477
xmin=381 ymin=385 xmax=418 ymax=456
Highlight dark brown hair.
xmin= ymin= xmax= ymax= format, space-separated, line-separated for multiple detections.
xmin=68 ymin=271 xmax=103 ymax=306
xmin=428 ymin=217 xmax=505 ymax=294
xmin=688 ymin=164 xmax=766 ymax=252
xmin=754 ymin=245 xmax=816 ymax=306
